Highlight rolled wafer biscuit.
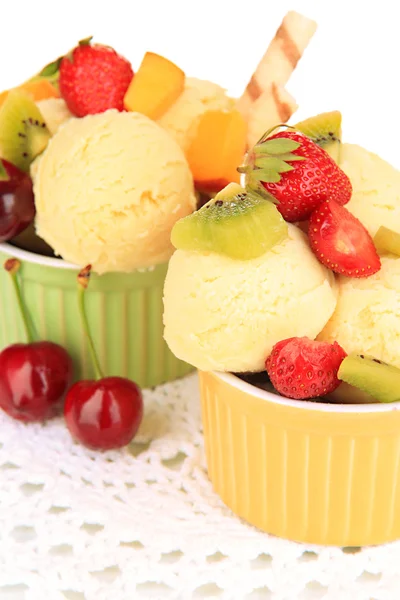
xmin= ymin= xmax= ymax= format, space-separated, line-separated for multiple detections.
xmin=247 ymin=84 xmax=298 ymax=147
xmin=236 ymin=11 xmax=317 ymax=120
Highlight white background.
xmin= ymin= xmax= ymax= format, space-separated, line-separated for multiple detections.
xmin=1 ymin=0 xmax=399 ymax=167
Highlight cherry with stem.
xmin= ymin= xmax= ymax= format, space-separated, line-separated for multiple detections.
xmin=0 ymin=258 xmax=73 ymax=422
xmin=64 ymin=265 xmax=143 ymax=450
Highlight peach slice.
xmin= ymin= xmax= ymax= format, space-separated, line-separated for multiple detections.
xmin=187 ymin=109 xmax=247 ymax=192
xmin=124 ymin=52 xmax=185 ymax=119
xmin=0 ymin=79 xmax=59 ymax=108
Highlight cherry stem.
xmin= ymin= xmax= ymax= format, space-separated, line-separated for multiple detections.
xmin=77 ymin=265 xmax=104 ymax=380
xmin=4 ymin=258 xmax=34 ymax=344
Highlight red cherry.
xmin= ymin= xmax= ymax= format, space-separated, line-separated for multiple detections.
xmin=64 ymin=377 xmax=143 ymax=450
xmin=0 ymin=159 xmax=36 ymax=242
xmin=0 ymin=341 xmax=73 ymax=422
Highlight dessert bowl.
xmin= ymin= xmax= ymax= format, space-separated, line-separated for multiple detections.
xmin=0 ymin=242 xmax=193 ymax=388
xmin=199 ymin=370 xmax=400 ymax=547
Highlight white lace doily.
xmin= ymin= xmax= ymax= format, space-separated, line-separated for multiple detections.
xmin=0 ymin=373 xmax=399 ymax=600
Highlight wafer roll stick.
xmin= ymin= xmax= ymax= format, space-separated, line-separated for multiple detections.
xmin=236 ymin=11 xmax=317 ymax=120
xmin=247 ymin=84 xmax=298 ymax=147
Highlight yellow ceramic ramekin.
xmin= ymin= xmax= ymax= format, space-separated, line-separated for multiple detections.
xmin=199 ymin=370 xmax=400 ymax=546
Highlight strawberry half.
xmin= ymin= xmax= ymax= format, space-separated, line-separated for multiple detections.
xmin=240 ymin=130 xmax=352 ymax=222
xmin=266 ymin=337 xmax=347 ymax=400
xmin=59 ymin=37 xmax=134 ymax=117
xmin=308 ymin=200 xmax=381 ymax=277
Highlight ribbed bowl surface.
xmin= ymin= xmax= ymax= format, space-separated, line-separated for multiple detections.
xmin=199 ymin=370 xmax=400 ymax=546
xmin=0 ymin=244 xmax=193 ymax=388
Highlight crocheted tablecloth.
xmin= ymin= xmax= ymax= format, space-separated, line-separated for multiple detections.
xmin=0 ymin=373 xmax=399 ymax=600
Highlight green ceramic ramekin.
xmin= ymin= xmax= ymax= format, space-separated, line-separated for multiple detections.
xmin=0 ymin=242 xmax=193 ymax=387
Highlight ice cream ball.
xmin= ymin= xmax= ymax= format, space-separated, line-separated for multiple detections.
xmin=319 ymin=254 xmax=400 ymax=368
xmin=34 ymin=110 xmax=196 ymax=273
xmin=37 ymin=98 xmax=73 ymax=135
xmin=163 ymin=224 xmax=338 ymax=373
xmin=340 ymin=143 xmax=400 ymax=237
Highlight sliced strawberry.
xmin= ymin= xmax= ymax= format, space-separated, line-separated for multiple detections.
xmin=266 ymin=337 xmax=347 ymax=400
xmin=308 ymin=200 xmax=381 ymax=278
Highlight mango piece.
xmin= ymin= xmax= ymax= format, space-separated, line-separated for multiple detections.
xmin=0 ymin=79 xmax=59 ymax=108
xmin=187 ymin=109 xmax=247 ymax=192
xmin=124 ymin=52 xmax=185 ymax=119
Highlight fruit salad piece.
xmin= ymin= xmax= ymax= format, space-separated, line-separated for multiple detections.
xmin=124 ymin=52 xmax=185 ymax=120
xmin=241 ymin=130 xmax=352 ymax=221
xmin=171 ymin=182 xmax=288 ymax=260
xmin=64 ymin=266 xmax=143 ymax=450
xmin=309 ymin=200 xmax=381 ymax=277
xmin=0 ymin=79 xmax=59 ymax=110
xmin=295 ymin=110 xmax=342 ymax=163
xmin=186 ymin=109 xmax=247 ymax=193
xmin=0 ymin=259 xmax=72 ymax=422
xmin=59 ymin=38 xmax=134 ymax=117
xmin=0 ymin=90 xmax=51 ymax=172
xmin=338 ymin=354 xmax=400 ymax=403
xmin=266 ymin=337 xmax=347 ymax=400
xmin=373 ymin=226 xmax=400 ymax=256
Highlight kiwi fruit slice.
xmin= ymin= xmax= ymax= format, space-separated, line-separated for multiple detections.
xmin=374 ymin=226 xmax=400 ymax=256
xmin=295 ymin=111 xmax=342 ymax=163
xmin=0 ymin=90 xmax=51 ymax=172
xmin=338 ymin=354 xmax=400 ymax=403
xmin=171 ymin=182 xmax=288 ymax=260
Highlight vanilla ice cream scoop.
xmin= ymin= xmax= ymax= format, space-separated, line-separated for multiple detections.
xmin=34 ymin=110 xmax=196 ymax=273
xmin=340 ymin=144 xmax=400 ymax=237
xmin=319 ymin=255 xmax=400 ymax=368
xmin=163 ymin=225 xmax=337 ymax=372
xmin=36 ymin=98 xmax=73 ymax=135
xmin=157 ymin=77 xmax=234 ymax=152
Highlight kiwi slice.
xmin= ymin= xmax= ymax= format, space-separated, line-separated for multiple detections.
xmin=171 ymin=182 xmax=288 ymax=260
xmin=338 ymin=354 xmax=400 ymax=403
xmin=0 ymin=90 xmax=51 ymax=172
xmin=374 ymin=226 xmax=400 ymax=256
xmin=295 ymin=111 xmax=342 ymax=163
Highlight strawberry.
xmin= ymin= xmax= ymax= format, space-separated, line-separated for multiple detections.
xmin=240 ymin=129 xmax=352 ymax=222
xmin=59 ymin=37 xmax=134 ymax=117
xmin=265 ymin=337 xmax=347 ymax=400
xmin=309 ymin=200 xmax=381 ymax=277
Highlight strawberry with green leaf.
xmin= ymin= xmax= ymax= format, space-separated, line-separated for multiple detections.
xmin=59 ymin=37 xmax=134 ymax=117
xmin=239 ymin=129 xmax=352 ymax=222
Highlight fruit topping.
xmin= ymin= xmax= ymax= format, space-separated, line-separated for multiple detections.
xmin=338 ymin=354 xmax=400 ymax=403
xmin=266 ymin=336 xmax=347 ymax=400
xmin=32 ymin=56 xmax=63 ymax=90
xmin=124 ymin=51 xmax=185 ymax=119
xmin=0 ymin=80 xmax=59 ymax=110
xmin=373 ymin=225 xmax=400 ymax=256
xmin=171 ymin=182 xmax=288 ymax=260
xmin=186 ymin=109 xmax=247 ymax=193
xmin=0 ymin=159 xmax=35 ymax=242
xmin=59 ymin=37 xmax=134 ymax=117
xmin=308 ymin=200 xmax=381 ymax=277
xmin=0 ymin=90 xmax=51 ymax=172
xmin=295 ymin=110 xmax=342 ymax=163
xmin=0 ymin=259 xmax=72 ymax=421
xmin=240 ymin=129 xmax=352 ymax=222
xmin=64 ymin=266 xmax=143 ymax=450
